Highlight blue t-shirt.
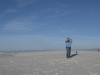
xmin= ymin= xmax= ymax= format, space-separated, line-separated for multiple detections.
xmin=65 ymin=41 xmax=72 ymax=47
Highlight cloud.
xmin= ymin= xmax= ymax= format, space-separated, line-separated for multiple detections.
xmin=2 ymin=18 xmax=42 ymax=32
xmin=0 ymin=0 xmax=38 ymax=18
xmin=56 ymin=2 xmax=69 ymax=8
xmin=0 ymin=8 xmax=18 ymax=19
xmin=73 ymin=35 xmax=100 ymax=41
xmin=55 ymin=26 xmax=74 ymax=36
xmin=0 ymin=34 xmax=65 ymax=50
xmin=46 ymin=7 xmax=69 ymax=18
xmin=3 ymin=21 xmax=31 ymax=31
xmin=70 ymin=35 xmax=100 ymax=49
xmin=45 ymin=2 xmax=78 ymax=18
xmin=39 ymin=2 xmax=70 ymax=19
xmin=1 ymin=33 xmax=100 ymax=51
xmin=15 ymin=0 xmax=37 ymax=7
xmin=5 ymin=9 xmax=18 ymax=13
xmin=4 ymin=20 xmax=24 ymax=30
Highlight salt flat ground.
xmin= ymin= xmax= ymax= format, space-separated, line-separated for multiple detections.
xmin=0 ymin=51 xmax=100 ymax=75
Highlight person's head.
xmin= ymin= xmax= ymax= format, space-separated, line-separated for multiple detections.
xmin=66 ymin=37 xmax=70 ymax=41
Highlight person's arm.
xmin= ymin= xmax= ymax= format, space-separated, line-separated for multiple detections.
xmin=70 ymin=39 xmax=72 ymax=43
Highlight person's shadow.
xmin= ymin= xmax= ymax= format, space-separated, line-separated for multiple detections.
xmin=70 ymin=53 xmax=78 ymax=58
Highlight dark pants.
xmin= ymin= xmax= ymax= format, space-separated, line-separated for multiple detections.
xmin=66 ymin=47 xmax=71 ymax=58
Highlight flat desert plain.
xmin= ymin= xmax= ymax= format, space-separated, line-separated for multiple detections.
xmin=0 ymin=51 xmax=100 ymax=75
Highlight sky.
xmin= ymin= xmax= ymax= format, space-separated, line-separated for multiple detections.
xmin=0 ymin=0 xmax=100 ymax=51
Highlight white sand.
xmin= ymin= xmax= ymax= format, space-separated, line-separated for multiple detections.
xmin=0 ymin=51 xmax=100 ymax=75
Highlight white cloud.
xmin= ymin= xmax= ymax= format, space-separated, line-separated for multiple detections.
xmin=15 ymin=0 xmax=37 ymax=7
xmin=55 ymin=26 xmax=74 ymax=37
xmin=0 ymin=35 xmax=65 ymax=50
xmin=2 ymin=18 xmax=42 ymax=32
xmin=56 ymin=2 xmax=69 ymax=8
xmin=4 ymin=22 xmax=30 ymax=31
xmin=40 ymin=2 xmax=70 ymax=19
xmin=0 ymin=8 xmax=18 ymax=19
xmin=0 ymin=0 xmax=38 ymax=18
xmin=0 ymin=32 xmax=100 ymax=50
xmin=46 ymin=7 xmax=69 ymax=18
xmin=71 ymin=35 xmax=100 ymax=49
xmin=6 ymin=9 xmax=18 ymax=13
xmin=56 ymin=26 xmax=68 ymax=33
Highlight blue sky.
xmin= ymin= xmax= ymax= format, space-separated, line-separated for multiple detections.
xmin=0 ymin=0 xmax=100 ymax=51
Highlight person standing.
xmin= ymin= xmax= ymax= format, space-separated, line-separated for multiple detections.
xmin=98 ymin=49 xmax=99 ymax=52
xmin=65 ymin=37 xmax=72 ymax=58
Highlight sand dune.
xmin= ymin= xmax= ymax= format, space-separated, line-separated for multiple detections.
xmin=0 ymin=51 xmax=100 ymax=75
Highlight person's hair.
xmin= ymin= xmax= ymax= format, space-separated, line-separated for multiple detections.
xmin=67 ymin=37 xmax=70 ymax=40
